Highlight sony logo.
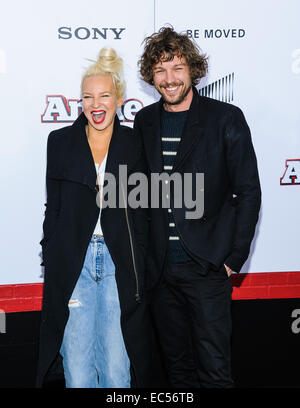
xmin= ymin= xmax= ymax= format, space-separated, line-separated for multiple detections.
xmin=58 ymin=27 xmax=126 ymax=40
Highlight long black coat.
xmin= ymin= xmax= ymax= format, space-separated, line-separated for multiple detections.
xmin=134 ymin=86 xmax=261 ymax=290
xmin=36 ymin=113 xmax=152 ymax=387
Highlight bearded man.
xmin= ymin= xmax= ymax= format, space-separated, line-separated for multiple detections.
xmin=134 ymin=26 xmax=261 ymax=388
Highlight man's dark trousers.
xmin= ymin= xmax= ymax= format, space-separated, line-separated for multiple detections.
xmin=150 ymin=259 xmax=234 ymax=388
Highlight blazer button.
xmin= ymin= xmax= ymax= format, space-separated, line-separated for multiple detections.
xmin=202 ymin=216 xmax=207 ymax=222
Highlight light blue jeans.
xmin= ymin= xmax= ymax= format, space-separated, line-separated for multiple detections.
xmin=60 ymin=235 xmax=131 ymax=388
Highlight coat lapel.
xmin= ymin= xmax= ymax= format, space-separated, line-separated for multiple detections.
xmin=104 ymin=117 xmax=128 ymax=185
xmin=61 ymin=113 xmax=137 ymax=191
xmin=142 ymin=87 xmax=209 ymax=174
xmin=172 ymin=87 xmax=206 ymax=172
xmin=141 ymin=101 xmax=164 ymax=174
xmin=104 ymin=117 xmax=140 ymax=186
xmin=63 ymin=113 xmax=97 ymax=191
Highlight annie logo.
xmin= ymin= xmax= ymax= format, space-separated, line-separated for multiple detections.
xmin=41 ymin=95 xmax=82 ymax=123
xmin=41 ymin=95 xmax=143 ymax=124
xmin=280 ymin=159 xmax=300 ymax=185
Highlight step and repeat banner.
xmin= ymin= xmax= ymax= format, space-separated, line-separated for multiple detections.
xmin=0 ymin=0 xmax=299 ymax=284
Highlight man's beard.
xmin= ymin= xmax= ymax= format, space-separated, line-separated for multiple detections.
xmin=159 ymin=83 xmax=192 ymax=106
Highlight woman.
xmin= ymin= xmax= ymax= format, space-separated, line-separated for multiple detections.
xmin=36 ymin=48 xmax=151 ymax=388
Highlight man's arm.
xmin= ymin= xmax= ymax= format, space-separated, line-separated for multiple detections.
xmin=223 ymin=107 xmax=261 ymax=273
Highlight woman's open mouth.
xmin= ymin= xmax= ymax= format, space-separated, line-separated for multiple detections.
xmin=91 ymin=110 xmax=106 ymax=124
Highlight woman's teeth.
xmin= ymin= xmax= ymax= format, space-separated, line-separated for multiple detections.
xmin=92 ymin=110 xmax=106 ymax=123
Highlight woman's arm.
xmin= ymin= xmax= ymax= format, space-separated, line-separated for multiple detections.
xmin=40 ymin=132 xmax=61 ymax=264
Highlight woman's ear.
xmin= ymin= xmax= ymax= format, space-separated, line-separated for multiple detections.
xmin=117 ymin=94 xmax=124 ymax=108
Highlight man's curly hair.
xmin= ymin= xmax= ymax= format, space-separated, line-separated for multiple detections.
xmin=138 ymin=26 xmax=208 ymax=86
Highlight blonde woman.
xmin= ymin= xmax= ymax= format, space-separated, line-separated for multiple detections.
xmin=37 ymin=48 xmax=151 ymax=388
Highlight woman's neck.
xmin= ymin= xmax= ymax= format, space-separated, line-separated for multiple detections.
xmin=86 ymin=125 xmax=112 ymax=164
xmin=86 ymin=124 xmax=112 ymax=145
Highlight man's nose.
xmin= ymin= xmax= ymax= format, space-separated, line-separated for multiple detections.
xmin=164 ymin=69 xmax=176 ymax=84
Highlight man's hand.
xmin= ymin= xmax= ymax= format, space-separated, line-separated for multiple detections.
xmin=224 ymin=264 xmax=233 ymax=277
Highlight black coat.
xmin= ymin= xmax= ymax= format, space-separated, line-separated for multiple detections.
xmin=36 ymin=113 xmax=152 ymax=387
xmin=134 ymin=87 xmax=261 ymax=290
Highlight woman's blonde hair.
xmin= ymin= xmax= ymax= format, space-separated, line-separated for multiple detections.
xmin=81 ymin=47 xmax=126 ymax=99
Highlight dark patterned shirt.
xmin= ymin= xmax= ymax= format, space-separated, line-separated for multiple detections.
xmin=161 ymin=107 xmax=191 ymax=263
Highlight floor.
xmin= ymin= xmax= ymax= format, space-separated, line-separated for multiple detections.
xmin=0 ymin=299 xmax=299 ymax=388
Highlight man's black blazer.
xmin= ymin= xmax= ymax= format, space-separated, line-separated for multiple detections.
xmin=134 ymin=86 xmax=261 ymax=289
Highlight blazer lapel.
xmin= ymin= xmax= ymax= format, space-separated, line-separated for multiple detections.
xmin=173 ymin=87 xmax=206 ymax=172
xmin=142 ymin=101 xmax=164 ymax=174
xmin=142 ymin=88 xmax=208 ymax=174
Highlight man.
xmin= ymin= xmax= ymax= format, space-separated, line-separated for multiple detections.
xmin=135 ymin=27 xmax=261 ymax=388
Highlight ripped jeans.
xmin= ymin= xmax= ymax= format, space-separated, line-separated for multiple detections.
xmin=60 ymin=235 xmax=131 ymax=388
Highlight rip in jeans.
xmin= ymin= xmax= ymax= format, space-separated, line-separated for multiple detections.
xmin=68 ymin=299 xmax=82 ymax=308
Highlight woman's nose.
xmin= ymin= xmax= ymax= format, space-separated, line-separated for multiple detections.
xmin=91 ymin=96 xmax=101 ymax=108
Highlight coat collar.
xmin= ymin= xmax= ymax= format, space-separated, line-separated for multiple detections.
xmin=172 ymin=86 xmax=205 ymax=171
xmin=61 ymin=113 xmax=136 ymax=190
xmin=64 ymin=112 xmax=96 ymax=190
xmin=141 ymin=101 xmax=164 ymax=173
xmin=142 ymin=86 xmax=208 ymax=173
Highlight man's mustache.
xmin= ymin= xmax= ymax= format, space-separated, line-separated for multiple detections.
xmin=160 ymin=82 xmax=184 ymax=88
